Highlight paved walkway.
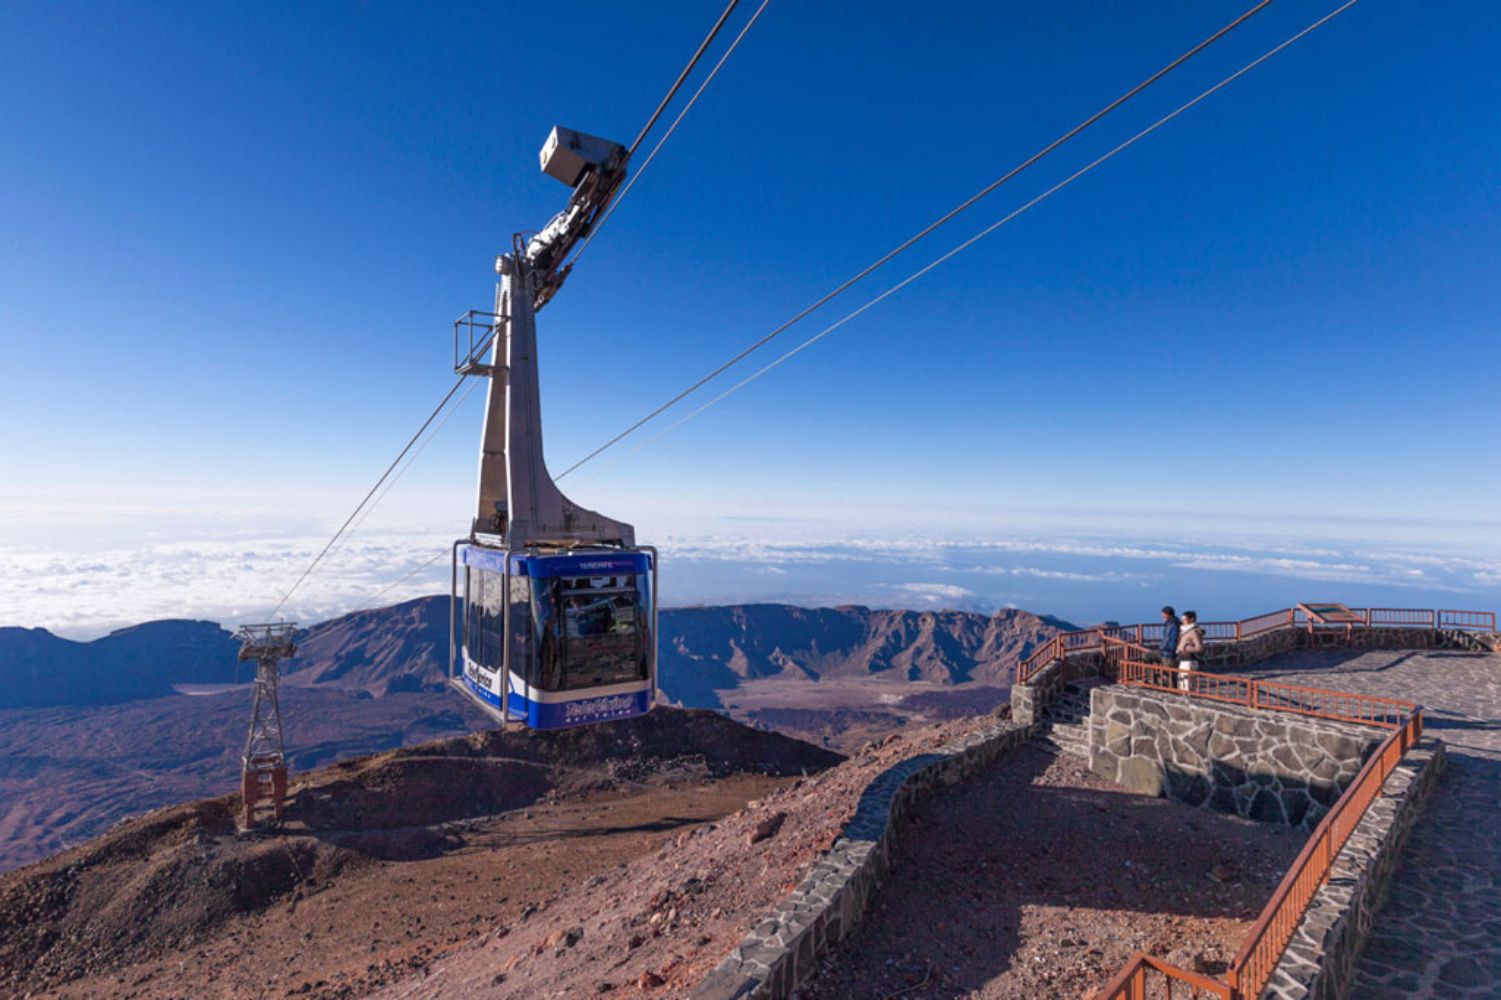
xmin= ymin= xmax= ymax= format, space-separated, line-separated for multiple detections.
xmin=1238 ymin=648 xmax=1501 ymax=999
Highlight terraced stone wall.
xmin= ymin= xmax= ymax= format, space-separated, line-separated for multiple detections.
xmin=1085 ymin=686 xmax=1382 ymax=830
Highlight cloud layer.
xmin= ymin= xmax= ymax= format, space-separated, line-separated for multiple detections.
xmin=4 ymin=519 xmax=1499 ymax=639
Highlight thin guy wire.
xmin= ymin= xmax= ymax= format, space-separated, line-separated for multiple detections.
xmin=268 ymin=373 xmax=470 ymax=618
xmin=575 ymin=0 xmax=1361 ymax=484
xmin=572 ymin=0 xmax=773 ymax=269
xmin=554 ymin=0 xmax=1276 ymax=481
xmin=325 ymin=374 xmax=484 ymax=567
xmin=355 ymin=547 xmax=449 ymax=613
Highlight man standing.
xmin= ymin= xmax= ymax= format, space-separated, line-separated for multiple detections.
xmin=1159 ymin=606 xmax=1180 ymax=668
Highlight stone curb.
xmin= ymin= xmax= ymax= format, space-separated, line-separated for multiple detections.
xmin=689 ymin=719 xmax=1036 ymax=1000
xmin=1262 ymin=737 xmax=1447 ymax=1000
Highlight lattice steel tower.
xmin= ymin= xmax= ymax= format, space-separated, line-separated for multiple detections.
xmin=234 ymin=623 xmax=297 ymax=829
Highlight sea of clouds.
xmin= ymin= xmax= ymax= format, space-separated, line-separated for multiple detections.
xmin=4 ymin=506 xmax=1499 ymax=639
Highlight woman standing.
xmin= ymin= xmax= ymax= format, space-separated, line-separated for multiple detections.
xmin=1175 ymin=610 xmax=1204 ymax=691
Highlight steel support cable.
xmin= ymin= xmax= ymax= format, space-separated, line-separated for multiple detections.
xmin=554 ymin=0 xmax=1275 ymax=482
xmin=570 ymin=0 xmax=1360 ymax=485
xmin=326 ymin=374 xmax=484 ymax=564
xmin=628 ymin=0 xmax=742 ymax=157
xmin=268 ymin=372 xmax=471 ymax=618
xmin=355 ymin=547 xmax=450 ymax=613
xmin=571 ymin=0 xmax=773 ymax=269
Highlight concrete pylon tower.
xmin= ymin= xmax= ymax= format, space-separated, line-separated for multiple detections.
xmin=234 ymin=623 xmax=297 ymax=830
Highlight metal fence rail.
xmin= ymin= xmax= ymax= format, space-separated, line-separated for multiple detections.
xmin=1018 ymin=604 xmax=1494 ymax=685
xmin=1439 ymin=608 xmax=1496 ymax=630
xmin=1097 ymin=953 xmax=1232 ymax=1000
xmin=1117 ymin=659 xmax=1414 ymax=729
xmin=1225 ymin=710 xmax=1423 ymax=998
xmin=1077 ymin=605 xmax=1449 ymax=1000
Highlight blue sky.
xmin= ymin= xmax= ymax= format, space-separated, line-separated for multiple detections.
xmin=3 ymin=1 xmax=1499 ymax=634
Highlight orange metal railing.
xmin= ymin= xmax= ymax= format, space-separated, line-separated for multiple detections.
xmin=1017 ymin=604 xmax=1494 ymax=685
xmin=1225 ymin=709 xmax=1423 ymax=998
xmin=1439 ymin=608 xmax=1496 ymax=630
xmin=1096 ymin=953 xmax=1233 ymax=1000
xmin=1084 ymin=621 xmax=1432 ymax=1000
xmin=1367 ymin=607 xmax=1435 ymax=628
xmin=1117 ymin=658 xmax=1415 ymax=729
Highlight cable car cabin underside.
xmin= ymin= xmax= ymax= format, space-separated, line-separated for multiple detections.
xmin=453 ymin=546 xmax=656 ymax=730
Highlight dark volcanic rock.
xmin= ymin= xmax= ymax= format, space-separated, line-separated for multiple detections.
xmin=0 ymin=620 xmax=240 ymax=709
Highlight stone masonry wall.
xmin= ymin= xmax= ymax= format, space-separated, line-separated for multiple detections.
xmin=1010 ymin=652 xmax=1104 ymax=725
xmin=1087 ymin=686 xmax=1382 ymax=830
xmin=691 ymin=719 xmax=1036 ymax=1000
xmin=1263 ymin=738 xmax=1446 ymax=1000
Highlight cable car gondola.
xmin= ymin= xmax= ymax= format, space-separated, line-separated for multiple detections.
xmin=449 ymin=127 xmax=658 ymax=731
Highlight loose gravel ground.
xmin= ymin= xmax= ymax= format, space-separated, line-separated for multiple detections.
xmin=795 ymin=742 xmax=1302 ymax=1000
xmin=374 ymin=717 xmax=996 ymax=999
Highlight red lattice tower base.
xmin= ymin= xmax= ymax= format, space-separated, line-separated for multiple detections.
xmin=234 ymin=624 xmax=297 ymax=831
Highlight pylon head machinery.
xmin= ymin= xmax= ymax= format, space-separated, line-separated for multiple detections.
xmin=234 ymin=623 xmax=297 ymax=830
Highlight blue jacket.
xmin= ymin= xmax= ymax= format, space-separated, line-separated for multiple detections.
xmin=1161 ymin=619 xmax=1180 ymax=656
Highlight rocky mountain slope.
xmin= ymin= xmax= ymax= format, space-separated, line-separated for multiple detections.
xmin=0 ymin=599 xmax=1072 ymax=709
xmin=0 ymin=599 xmax=1071 ymax=871
xmin=0 ymin=708 xmax=842 ymax=999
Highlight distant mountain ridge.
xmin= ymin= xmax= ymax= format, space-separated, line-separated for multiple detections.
xmin=0 ymin=599 xmax=1072 ymax=870
xmin=0 ymin=620 xmax=242 ymax=709
xmin=0 ymin=599 xmax=1075 ymax=710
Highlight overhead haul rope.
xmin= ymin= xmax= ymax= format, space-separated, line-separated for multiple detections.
xmin=570 ymin=0 xmax=773 ymax=269
xmin=568 ymin=0 xmax=1362 ymax=486
xmin=266 ymin=3 xmax=754 ymax=617
xmin=553 ymin=0 xmax=1276 ymax=481
xmin=627 ymin=0 xmax=743 ymax=159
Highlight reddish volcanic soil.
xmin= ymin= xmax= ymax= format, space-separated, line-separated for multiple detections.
xmin=0 ymin=708 xmax=841 ymax=999
xmin=367 ymin=715 xmax=999 ymax=999
xmin=796 ymin=742 xmax=1303 ymax=1000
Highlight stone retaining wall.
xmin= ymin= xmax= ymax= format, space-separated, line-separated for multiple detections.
xmin=1262 ymin=738 xmax=1447 ymax=1000
xmin=1086 ymin=686 xmax=1382 ymax=830
xmin=1011 ymin=652 xmax=1104 ymax=725
xmin=690 ymin=719 xmax=1036 ymax=1000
